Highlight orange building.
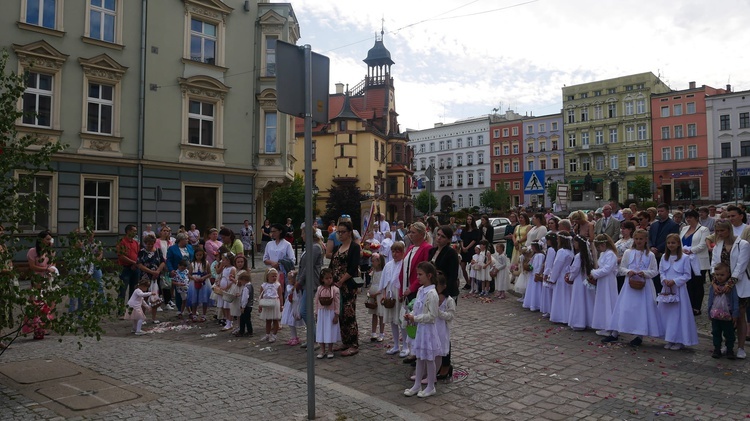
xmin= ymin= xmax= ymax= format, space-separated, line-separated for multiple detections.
xmin=490 ymin=112 xmax=524 ymax=207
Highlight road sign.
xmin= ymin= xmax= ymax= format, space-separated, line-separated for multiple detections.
xmin=523 ymin=170 xmax=546 ymax=194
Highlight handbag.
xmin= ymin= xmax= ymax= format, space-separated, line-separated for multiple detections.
xmin=259 ymin=298 xmax=278 ymax=308
xmin=564 ymin=273 xmax=574 ymax=285
xmin=628 ymin=274 xmax=646 ymax=290
xmin=318 ymin=286 xmax=334 ymax=306
xmin=709 ymin=293 xmax=733 ymax=321
xmin=656 ymin=285 xmax=680 ymax=303
xmin=365 ymin=296 xmax=378 ymax=310
xmin=534 ymin=273 xmax=544 ymax=282
xmin=222 ymin=284 xmax=239 ymax=303
xmin=382 ymin=290 xmax=396 ymax=309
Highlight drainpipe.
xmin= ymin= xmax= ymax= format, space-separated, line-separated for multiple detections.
xmin=136 ymin=0 xmax=147 ymax=233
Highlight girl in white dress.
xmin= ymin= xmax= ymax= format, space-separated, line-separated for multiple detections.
xmin=567 ymin=234 xmax=596 ymax=330
xmin=381 ymin=242 xmax=405 ymax=355
xmin=602 ymin=229 xmax=663 ymax=345
xmin=590 ymin=235 xmax=619 ymax=337
xmin=217 ymin=252 xmax=237 ymax=332
xmin=492 ymin=243 xmax=509 ymax=299
xmin=477 ymin=240 xmax=493 ymax=296
xmin=515 ymin=247 xmax=533 ymax=301
xmin=259 ymin=267 xmax=283 ymax=343
xmin=403 ymin=261 xmax=442 ymax=399
xmin=126 ymin=278 xmax=156 ymax=335
xmin=281 ymin=270 xmax=304 ymax=346
xmin=523 ymin=242 xmax=545 ymax=310
xmin=314 ymin=268 xmax=341 ymax=359
xmin=367 ymin=253 xmax=385 ymax=342
xmin=658 ymin=233 xmax=699 ymax=350
xmin=540 ymin=235 xmax=557 ymax=318
xmin=435 ymin=272 xmax=455 ymax=377
xmin=549 ymin=232 xmax=575 ymax=324
xmin=469 ymin=246 xmax=481 ymax=294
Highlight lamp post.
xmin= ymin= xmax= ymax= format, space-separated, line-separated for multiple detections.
xmin=727 ymin=167 xmax=735 ymax=204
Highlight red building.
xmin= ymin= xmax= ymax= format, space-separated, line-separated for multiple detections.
xmin=651 ymin=82 xmax=726 ymax=206
xmin=490 ymin=112 xmax=524 ymax=207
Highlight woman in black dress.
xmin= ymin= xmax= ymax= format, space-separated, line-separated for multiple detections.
xmin=459 ymin=215 xmax=480 ymax=290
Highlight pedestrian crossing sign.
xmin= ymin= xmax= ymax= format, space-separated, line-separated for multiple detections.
xmin=523 ymin=170 xmax=546 ymax=194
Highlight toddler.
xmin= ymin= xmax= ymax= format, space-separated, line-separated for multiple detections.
xmin=708 ymin=262 xmax=740 ymax=359
xmin=259 ymin=267 xmax=283 ymax=342
xmin=314 ymin=268 xmax=341 ymax=358
xmin=368 ymin=253 xmax=385 ymax=342
xmin=173 ymin=259 xmax=190 ymax=318
xmin=236 ymin=271 xmax=254 ymax=337
xmin=281 ymin=270 xmax=304 ymax=345
xmin=492 ymin=243 xmax=509 ymax=299
xmin=127 ymin=278 xmax=156 ymax=335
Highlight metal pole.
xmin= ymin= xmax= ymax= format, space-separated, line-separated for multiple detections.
xmin=302 ymin=44 xmax=316 ymax=420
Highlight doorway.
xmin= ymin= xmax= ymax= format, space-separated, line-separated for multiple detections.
xmin=184 ymin=185 xmax=219 ymax=235
xmin=610 ymin=181 xmax=619 ymax=202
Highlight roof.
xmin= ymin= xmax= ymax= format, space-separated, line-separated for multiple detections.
xmin=364 ymin=39 xmax=394 ymax=66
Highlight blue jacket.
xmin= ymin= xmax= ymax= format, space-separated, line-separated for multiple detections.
xmin=648 ymin=217 xmax=680 ymax=255
xmin=166 ymin=244 xmax=194 ymax=272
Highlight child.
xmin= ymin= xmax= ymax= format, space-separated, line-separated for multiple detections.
xmin=403 ymin=261 xmax=442 ymax=398
xmin=367 ymin=253 xmax=385 ymax=342
xmin=469 ymin=245 xmax=481 ymax=295
xmin=477 ymin=240 xmax=492 ymax=296
xmin=231 ymin=255 xmax=249 ymax=331
xmin=381 ymin=242 xmax=405 ymax=356
xmin=515 ymin=247 xmax=533 ymax=302
xmin=188 ymin=246 xmax=211 ymax=322
xmin=127 ymin=278 xmax=157 ymax=335
xmin=492 ymin=243 xmax=509 ymax=299
xmin=314 ymin=268 xmax=341 ymax=358
xmin=549 ymin=232 xmax=575 ymax=324
xmin=522 ymin=242 xmax=545 ymax=310
xmin=259 ymin=267 xmax=283 ymax=343
xmin=217 ymin=252 xmax=237 ymax=331
xmin=173 ymin=259 xmax=190 ymax=319
xmin=281 ymin=270 xmax=304 ymax=345
xmin=236 ymin=271 xmax=254 ymax=337
xmin=602 ymin=229 xmax=662 ymax=345
xmin=590 ymin=234 xmax=619 ymax=338
xmin=708 ymin=262 xmax=740 ymax=359
xmin=540 ymin=234 xmax=558 ymax=318
xmin=435 ymin=271 xmax=456 ymax=379
xmin=567 ymin=234 xmax=596 ymax=331
xmin=210 ymin=246 xmax=230 ymax=324
xmin=658 ymin=233 xmax=698 ymax=350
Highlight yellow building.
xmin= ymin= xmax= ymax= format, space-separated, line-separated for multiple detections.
xmin=296 ymin=35 xmax=413 ymax=226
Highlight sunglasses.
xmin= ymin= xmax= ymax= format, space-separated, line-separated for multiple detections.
xmin=341 ymin=214 xmax=351 ymax=218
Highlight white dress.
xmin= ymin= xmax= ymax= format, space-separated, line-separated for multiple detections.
xmin=539 ymin=248 xmax=557 ymax=315
xmin=474 ymin=251 xmax=490 ymax=282
xmin=590 ymin=250 xmax=619 ymax=331
xmin=412 ymin=285 xmax=442 ymax=361
xmin=607 ymin=249 xmax=663 ymax=337
xmin=315 ymin=285 xmax=341 ymax=344
xmin=281 ymin=284 xmax=304 ymax=327
xmin=367 ymin=271 xmax=384 ymax=316
xmin=522 ymin=253 xmax=545 ymax=310
xmin=435 ymin=295 xmax=455 ymax=356
xmin=549 ymin=248 xmax=575 ymax=324
xmin=514 ymin=254 xmax=529 ymax=294
xmin=658 ymin=255 xmax=699 ymax=346
xmin=217 ymin=266 xmax=235 ymax=309
xmin=493 ymin=254 xmax=510 ymax=291
xmin=380 ymin=260 xmax=404 ymax=325
xmin=567 ymin=254 xmax=595 ymax=329
xmin=469 ymin=253 xmax=480 ymax=280
xmin=259 ymin=281 xmax=281 ymax=321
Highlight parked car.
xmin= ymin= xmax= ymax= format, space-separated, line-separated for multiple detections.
xmin=476 ymin=217 xmax=510 ymax=243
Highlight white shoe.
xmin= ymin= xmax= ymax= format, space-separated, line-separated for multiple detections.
xmin=156 ymin=306 xmax=163 ymax=312
xmin=664 ymin=342 xmax=673 ymax=349
xmin=398 ymin=348 xmax=410 ymax=358
xmin=377 ymin=334 xmax=384 ymax=342
xmin=595 ymin=330 xmax=610 ymax=337
xmin=669 ymin=343 xmax=683 ymax=351
xmin=268 ymin=334 xmax=277 ymax=343
xmin=165 ymin=304 xmax=175 ymax=310
xmin=417 ymin=388 xmax=436 ymax=398
xmin=403 ymin=388 xmax=420 ymax=397
xmin=386 ymin=346 xmax=400 ymax=355
xmin=134 ymin=331 xmax=146 ymax=336
xmin=168 ymin=300 xmax=176 ymax=307
xmin=260 ymin=334 xmax=270 ymax=341
xmin=737 ymin=348 xmax=747 ymax=359
xmin=721 ymin=345 xmax=727 ymax=355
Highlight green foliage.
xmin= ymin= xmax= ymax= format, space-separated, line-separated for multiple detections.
xmin=547 ymin=182 xmax=558 ymax=205
xmin=629 ymin=176 xmax=653 ymax=204
xmin=641 ymin=200 xmax=658 ymax=209
xmin=322 ymin=180 xmax=363 ymax=232
xmin=414 ymin=190 xmax=438 ymax=215
xmin=1 ymin=51 xmax=121 ymax=353
xmin=479 ymin=186 xmax=510 ymax=213
xmin=266 ymin=175 xmax=306 ymax=238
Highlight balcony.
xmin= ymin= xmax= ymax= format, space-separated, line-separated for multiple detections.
xmin=478 ymin=161 xmax=484 ymax=165
xmin=457 ymin=163 xmax=462 ymax=167
xmin=446 ymin=165 xmax=452 ymax=169
xmin=457 ymin=183 xmax=463 ymax=186
xmin=478 ymin=181 xmax=484 ymax=185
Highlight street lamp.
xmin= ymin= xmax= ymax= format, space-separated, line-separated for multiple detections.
xmin=727 ymin=168 xmax=735 ymax=204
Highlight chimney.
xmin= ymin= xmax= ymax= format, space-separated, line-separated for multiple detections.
xmin=727 ymin=84 xmax=732 ymax=92
xmin=335 ymin=83 xmax=344 ymax=94
xmin=689 ymin=81 xmax=696 ymax=89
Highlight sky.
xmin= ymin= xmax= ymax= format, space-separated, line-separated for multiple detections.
xmin=290 ymin=0 xmax=750 ymax=131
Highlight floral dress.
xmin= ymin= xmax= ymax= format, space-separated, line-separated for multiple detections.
xmin=330 ymin=248 xmax=359 ymax=348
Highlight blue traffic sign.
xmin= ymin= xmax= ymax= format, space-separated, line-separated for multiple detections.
xmin=523 ymin=170 xmax=546 ymax=194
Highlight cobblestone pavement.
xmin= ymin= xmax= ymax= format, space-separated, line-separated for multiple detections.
xmin=1 ymin=268 xmax=749 ymax=420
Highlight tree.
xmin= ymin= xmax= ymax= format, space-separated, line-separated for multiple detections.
xmin=322 ymin=180 xmax=363 ymax=231
xmin=629 ymin=176 xmax=653 ymax=204
xmin=266 ymin=175 xmax=306 ymax=238
xmin=1 ymin=51 xmax=120 ymax=353
xmin=414 ymin=190 xmax=438 ymax=215
xmin=547 ymin=181 xmax=559 ymax=206
xmin=479 ymin=186 xmax=510 ymax=213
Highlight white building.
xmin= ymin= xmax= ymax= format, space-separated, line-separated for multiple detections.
xmin=706 ymin=88 xmax=750 ymax=202
xmin=408 ymin=116 xmax=491 ymax=213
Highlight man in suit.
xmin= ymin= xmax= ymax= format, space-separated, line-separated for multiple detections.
xmin=595 ymin=204 xmax=621 ymax=242
xmin=648 ymin=203 xmax=680 ymax=293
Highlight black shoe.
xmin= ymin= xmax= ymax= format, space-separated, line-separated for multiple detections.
xmin=402 ymin=356 xmax=417 ymax=364
xmin=629 ymin=337 xmax=643 ymax=347
xmin=462 ymin=284 xmax=471 ymax=290
xmin=726 ymin=350 xmax=736 ymax=360
xmin=601 ymin=335 xmax=618 ymax=343
xmin=711 ymin=349 xmax=722 ymax=359
xmin=436 ymin=365 xmax=453 ymax=380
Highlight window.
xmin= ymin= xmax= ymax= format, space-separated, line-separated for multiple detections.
xmin=513 ymin=181 xmax=520 ymax=190
xmin=512 ymin=161 xmax=519 ymax=172
xmin=688 ymin=145 xmax=697 ymax=159
xmin=527 ymin=142 xmax=534 ymax=153
xmin=494 ymin=163 xmax=500 ymax=173
xmin=674 ymin=125 xmax=683 ymax=138
xmin=673 ymin=103 xmax=682 ymax=116
xmin=81 ymin=176 xmax=117 ymax=232
xmin=468 ymin=137 xmax=474 ymax=147
xmin=742 ymin=141 xmax=750 ymax=157
xmin=686 ymin=102 xmax=696 ymax=114
xmin=512 ymin=144 xmax=519 ymax=154
xmin=625 ymin=85 xmax=633 ymax=91
xmin=478 ymin=172 xmax=484 ymax=184
xmin=185 ymin=0 xmax=230 ymax=67
xmin=540 ymin=158 xmax=547 ymax=170
xmin=503 ymin=145 xmax=509 ymax=155
xmin=188 ymin=100 xmax=214 ymax=146
xmin=527 ymin=125 xmax=534 ymax=134
xmin=190 ymin=19 xmax=217 ymax=64
xmin=446 ymin=140 xmax=452 ymax=149
xmin=581 ymin=156 xmax=590 ymax=171
xmin=568 ymin=158 xmax=577 ymax=172
xmin=17 ymin=173 xmax=55 ymax=232
xmin=447 ymin=157 xmax=452 ymax=168
xmin=493 ymin=129 xmax=500 ymax=138
xmin=609 ymin=128 xmax=618 ymax=143
xmin=23 ymin=0 xmax=59 ymax=30
xmin=581 ymin=132 xmax=590 ymax=146
xmin=636 ymin=99 xmax=646 ymax=114
xmin=467 ymin=154 xmax=473 ymax=165
xmin=457 ymin=194 xmax=463 ymax=208
xmin=429 ymin=142 xmax=434 ymax=152
xmin=86 ymin=0 xmax=119 ymax=44
xmin=502 ymin=128 xmax=509 ymax=137
xmin=551 ymin=157 xmax=559 ymax=169
xmin=527 ymin=160 xmax=535 ymax=171
xmin=721 ymin=142 xmax=731 ymax=158
xmin=512 ymin=127 xmax=518 ymax=136
xmin=661 ymin=126 xmax=670 ymax=139
xmin=608 ymin=103 xmax=616 ymax=118
xmin=625 ymin=101 xmax=634 ymax=116
xmin=467 ymin=173 xmax=474 ymax=185
xmin=420 ymin=159 xmax=426 ymax=170
xmin=567 ymin=95 xmax=574 ymax=101
xmin=720 ymin=114 xmax=730 ymax=130
xmin=595 ymin=130 xmax=603 ymax=144
xmin=468 ymin=194 xmax=474 ymax=207
xmin=86 ymin=82 xmax=113 ymax=134
xmin=551 ymin=139 xmax=558 ymax=150
xmin=539 ymin=123 xmax=546 ymax=132
xmin=456 ymin=139 xmax=462 ymax=148
xmin=381 ymin=142 xmax=386 ymax=162
xmin=607 ymin=88 xmax=616 ymax=94
xmin=477 ymin=153 xmax=484 ymax=165
xmin=264 ymin=35 xmax=277 ymax=76
xmin=594 ymin=90 xmax=602 ymax=96
xmin=662 ymin=147 xmax=671 ymax=161
xmin=439 ymin=176 xmax=445 ymax=187
xmin=625 ymin=125 xmax=634 ymax=141
xmin=447 ymin=175 xmax=453 ymax=186
xmin=567 ymin=109 xmax=575 ymax=123
xmin=610 ymin=155 xmax=618 ymax=169
xmin=637 ymin=124 xmax=646 ymax=140
xmin=457 ymin=155 xmax=463 ymax=166
xmin=429 ymin=157 xmax=435 ymax=167
xmin=311 ymin=140 xmax=316 ymax=160
xmin=419 ymin=144 xmax=425 ymax=153
xmin=551 ymin=122 xmax=558 ymax=131
xmin=595 ymin=156 xmax=604 ymax=170
xmin=687 ymin=123 xmax=697 ymax=137
xmin=375 ymin=142 xmax=380 ymax=161
xmin=439 ymin=141 xmax=444 ymax=151
xmin=581 ymin=108 xmax=588 ymax=121
xmin=568 ymin=133 xmax=576 ymax=148
xmin=594 ymin=105 xmax=603 ymax=120
xmin=740 ymin=112 xmax=750 ymax=129
xmin=627 ymin=153 xmax=636 ymax=168
xmin=638 ymin=152 xmax=647 ymax=167
xmin=660 ymin=106 xmax=670 ymax=117
xmin=674 ymin=146 xmax=684 ymax=160
xmin=493 ymin=146 xmax=500 ymax=156
xmin=22 ymin=72 xmax=53 ymax=127
xmin=457 ymin=174 xmax=463 ymax=186
xmin=581 ymin=92 xmax=588 ymax=98
xmin=503 ymin=162 xmax=510 ymax=173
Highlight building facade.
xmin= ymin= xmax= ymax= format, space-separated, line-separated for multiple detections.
xmin=651 ymin=83 xmax=727 ymax=206
xmin=409 ymin=116 xmax=491 ymax=213
xmin=490 ymin=112 xmax=524 ymax=207
xmin=522 ymin=113 xmax=563 ymax=208
xmin=562 ymin=72 xmax=670 ymax=204
xmin=706 ymin=88 xmax=750 ymax=202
